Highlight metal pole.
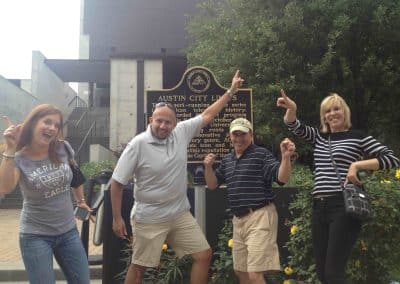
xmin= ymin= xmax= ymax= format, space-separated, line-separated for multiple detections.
xmin=102 ymin=179 xmax=134 ymax=283
xmin=80 ymin=179 xmax=94 ymax=257
xmin=194 ymin=185 xmax=206 ymax=235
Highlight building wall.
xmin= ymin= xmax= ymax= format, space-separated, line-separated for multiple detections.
xmin=83 ymin=0 xmax=200 ymax=60
xmin=110 ymin=59 xmax=137 ymax=151
xmin=144 ymin=60 xmax=163 ymax=112
xmin=90 ymin=144 xmax=116 ymax=163
xmin=30 ymin=51 xmax=77 ymax=118
xmin=78 ymin=0 xmax=90 ymax=101
xmin=109 ymin=58 xmax=162 ymax=151
xmin=0 ymin=51 xmax=86 ymax=141
xmin=19 ymin=79 xmax=32 ymax=93
xmin=0 ymin=76 xmax=39 ymax=137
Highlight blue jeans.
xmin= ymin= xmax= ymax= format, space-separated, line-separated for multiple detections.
xmin=312 ymin=193 xmax=362 ymax=284
xmin=19 ymin=228 xmax=90 ymax=284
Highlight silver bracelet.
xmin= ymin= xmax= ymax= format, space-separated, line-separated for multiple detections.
xmin=2 ymin=153 xmax=15 ymax=159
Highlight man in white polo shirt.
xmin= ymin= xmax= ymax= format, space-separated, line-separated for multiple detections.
xmin=111 ymin=70 xmax=244 ymax=284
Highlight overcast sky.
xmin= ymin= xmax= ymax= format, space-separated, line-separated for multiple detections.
xmin=0 ymin=0 xmax=80 ymax=79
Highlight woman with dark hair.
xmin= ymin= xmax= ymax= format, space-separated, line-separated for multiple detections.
xmin=0 ymin=104 xmax=91 ymax=284
xmin=277 ymin=91 xmax=399 ymax=284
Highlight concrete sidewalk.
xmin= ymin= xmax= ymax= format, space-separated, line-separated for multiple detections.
xmin=0 ymin=209 xmax=102 ymax=282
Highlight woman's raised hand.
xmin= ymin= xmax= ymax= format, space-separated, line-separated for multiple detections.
xmin=276 ymin=89 xmax=298 ymax=123
xmin=276 ymin=89 xmax=297 ymax=111
xmin=2 ymin=116 xmax=21 ymax=151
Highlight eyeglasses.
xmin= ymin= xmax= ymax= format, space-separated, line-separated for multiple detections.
xmin=155 ymin=102 xmax=176 ymax=114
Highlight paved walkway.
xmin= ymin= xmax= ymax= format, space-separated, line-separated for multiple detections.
xmin=0 ymin=208 xmax=102 ymax=281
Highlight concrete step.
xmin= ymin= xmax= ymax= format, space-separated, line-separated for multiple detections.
xmin=0 ymin=265 xmax=102 ymax=282
xmin=0 ymin=188 xmax=23 ymax=209
xmin=0 ymin=280 xmax=102 ymax=284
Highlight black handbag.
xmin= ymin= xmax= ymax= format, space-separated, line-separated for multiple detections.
xmin=328 ymin=136 xmax=372 ymax=221
xmin=64 ymin=142 xmax=86 ymax=188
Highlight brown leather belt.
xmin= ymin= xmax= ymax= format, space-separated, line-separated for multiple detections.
xmin=233 ymin=201 xmax=270 ymax=218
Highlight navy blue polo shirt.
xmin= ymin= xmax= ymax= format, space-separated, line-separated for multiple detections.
xmin=215 ymin=144 xmax=283 ymax=212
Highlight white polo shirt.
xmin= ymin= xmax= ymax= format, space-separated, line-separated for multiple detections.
xmin=112 ymin=115 xmax=203 ymax=223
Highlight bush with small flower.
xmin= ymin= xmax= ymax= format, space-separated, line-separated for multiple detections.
xmin=209 ymin=218 xmax=238 ymax=283
xmin=284 ymin=266 xmax=293 ymax=276
xmin=211 ymin=221 xmax=285 ymax=283
xmin=117 ymin=240 xmax=191 ymax=283
xmin=144 ymin=243 xmax=192 ymax=283
xmin=396 ymin=169 xmax=400 ymax=180
xmin=285 ymin=166 xmax=400 ymax=283
xmin=283 ymin=280 xmax=297 ymax=284
xmin=116 ymin=166 xmax=400 ymax=283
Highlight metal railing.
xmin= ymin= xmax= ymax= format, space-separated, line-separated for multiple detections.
xmin=75 ymin=121 xmax=97 ymax=164
xmin=64 ymin=104 xmax=110 ymax=164
xmin=67 ymin=95 xmax=87 ymax=108
xmin=63 ymin=102 xmax=88 ymax=135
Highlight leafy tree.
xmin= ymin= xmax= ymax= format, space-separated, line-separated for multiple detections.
xmin=186 ymin=0 xmax=400 ymax=161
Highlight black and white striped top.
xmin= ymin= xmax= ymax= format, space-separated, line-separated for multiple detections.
xmin=215 ymin=144 xmax=284 ymax=211
xmin=287 ymin=119 xmax=400 ymax=195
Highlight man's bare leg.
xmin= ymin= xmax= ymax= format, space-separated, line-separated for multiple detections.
xmin=190 ymin=248 xmax=212 ymax=284
xmin=235 ymin=271 xmax=267 ymax=284
xmin=235 ymin=270 xmax=250 ymax=284
xmin=248 ymin=272 xmax=266 ymax=284
xmin=124 ymin=264 xmax=147 ymax=284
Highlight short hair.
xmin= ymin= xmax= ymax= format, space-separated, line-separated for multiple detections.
xmin=154 ymin=102 xmax=176 ymax=115
xmin=319 ymin=93 xmax=351 ymax=133
xmin=17 ymin=104 xmax=64 ymax=163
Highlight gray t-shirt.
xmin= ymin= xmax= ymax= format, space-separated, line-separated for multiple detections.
xmin=14 ymin=141 xmax=76 ymax=235
xmin=112 ymin=115 xmax=203 ymax=223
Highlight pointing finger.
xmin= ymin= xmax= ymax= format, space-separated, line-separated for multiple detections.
xmin=2 ymin=116 xmax=14 ymax=127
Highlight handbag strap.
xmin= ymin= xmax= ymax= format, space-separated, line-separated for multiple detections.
xmin=328 ymin=136 xmax=345 ymax=190
xmin=63 ymin=141 xmax=77 ymax=166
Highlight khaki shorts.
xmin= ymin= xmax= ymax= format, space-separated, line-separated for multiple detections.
xmin=131 ymin=211 xmax=210 ymax=267
xmin=232 ymin=203 xmax=280 ymax=272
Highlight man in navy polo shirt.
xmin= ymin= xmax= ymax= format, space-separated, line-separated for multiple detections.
xmin=204 ymin=118 xmax=296 ymax=284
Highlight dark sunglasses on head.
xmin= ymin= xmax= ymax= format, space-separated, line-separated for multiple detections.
xmin=155 ymin=102 xmax=176 ymax=114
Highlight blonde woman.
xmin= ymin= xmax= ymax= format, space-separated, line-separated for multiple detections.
xmin=277 ymin=90 xmax=399 ymax=284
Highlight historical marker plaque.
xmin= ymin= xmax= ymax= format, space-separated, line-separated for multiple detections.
xmin=146 ymin=66 xmax=252 ymax=164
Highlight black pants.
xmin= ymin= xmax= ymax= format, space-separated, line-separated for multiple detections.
xmin=312 ymin=194 xmax=362 ymax=284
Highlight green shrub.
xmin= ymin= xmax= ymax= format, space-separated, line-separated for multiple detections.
xmin=117 ymin=241 xmax=192 ymax=284
xmin=144 ymin=246 xmax=192 ymax=284
xmin=209 ymin=166 xmax=313 ymax=284
xmin=80 ymin=160 xmax=115 ymax=179
xmin=209 ymin=166 xmax=400 ymax=283
xmin=284 ymin=166 xmax=319 ymax=283
xmin=285 ymin=167 xmax=400 ymax=283
xmin=209 ymin=217 xmax=237 ymax=284
xmin=347 ymin=170 xmax=400 ymax=283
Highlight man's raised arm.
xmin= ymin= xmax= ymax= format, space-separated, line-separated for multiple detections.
xmin=201 ymin=70 xmax=244 ymax=127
